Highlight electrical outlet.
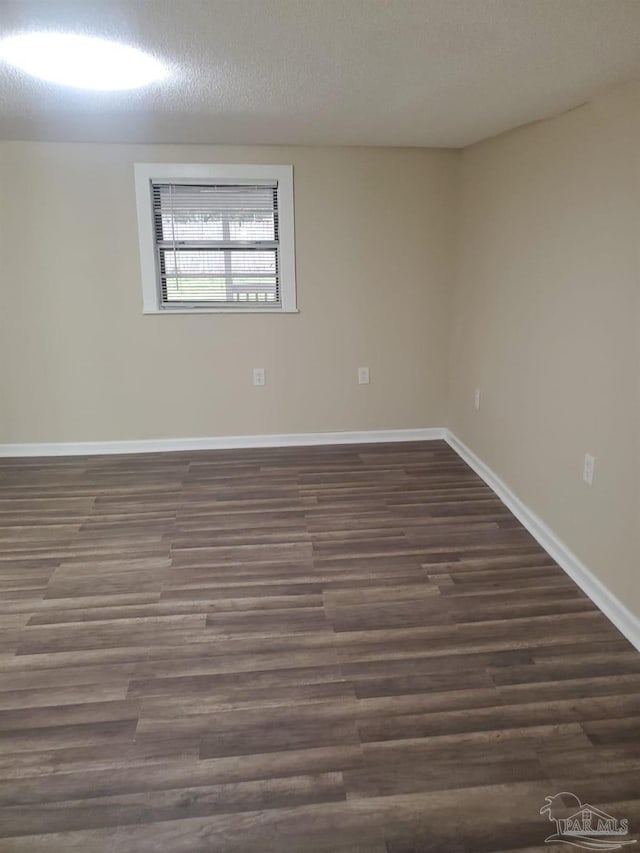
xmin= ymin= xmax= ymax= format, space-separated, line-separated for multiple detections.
xmin=358 ymin=367 xmax=370 ymax=385
xmin=474 ymin=388 xmax=481 ymax=411
xmin=583 ymin=453 xmax=595 ymax=485
xmin=253 ymin=367 xmax=266 ymax=387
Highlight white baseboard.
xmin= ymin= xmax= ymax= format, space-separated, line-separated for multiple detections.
xmin=445 ymin=429 xmax=640 ymax=653
xmin=0 ymin=427 xmax=446 ymax=458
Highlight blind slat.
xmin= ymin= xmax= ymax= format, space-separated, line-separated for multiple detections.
xmin=156 ymin=241 xmax=279 ymax=250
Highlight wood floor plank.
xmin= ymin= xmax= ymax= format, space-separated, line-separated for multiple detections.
xmin=0 ymin=440 xmax=638 ymax=851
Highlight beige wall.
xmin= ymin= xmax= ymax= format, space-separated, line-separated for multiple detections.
xmin=1 ymin=94 xmax=638 ymax=620
xmin=0 ymin=142 xmax=457 ymax=442
xmin=448 ymin=83 xmax=640 ymax=617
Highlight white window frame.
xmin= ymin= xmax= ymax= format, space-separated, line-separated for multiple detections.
xmin=134 ymin=163 xmax=297 ymax=314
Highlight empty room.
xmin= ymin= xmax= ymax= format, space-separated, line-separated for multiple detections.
xmin=0 ymin=0 xmax=639 ymax=850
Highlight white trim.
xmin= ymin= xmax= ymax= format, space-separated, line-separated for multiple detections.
xmin=141 ymin=307 xmax=299 ymax=315
xmin=133 ymin=162 xmax=297 ymax=314
xmin=445 ymin=429 xmax=640 ymax=653
xmin=0 ymin=428 xmax=445 ymax=458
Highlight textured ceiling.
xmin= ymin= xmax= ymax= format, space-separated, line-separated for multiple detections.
xmin=1 ymin=0 xmax=640 ymax=147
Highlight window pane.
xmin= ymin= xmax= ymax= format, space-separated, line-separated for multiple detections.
xmin=230 ymin=251 xmax=276 ymax=275
xmin=227 ymin=214 xmax=276 ymax=242
xmin=154 ymin=185 xmax=277 ymax=243
xmin=162 ymin=250 xmax=226 ymax=276
xmin=161 ymin=212 xmax=224 ymax=241
xmin=160 ymin=248 xmax=279 ymax=305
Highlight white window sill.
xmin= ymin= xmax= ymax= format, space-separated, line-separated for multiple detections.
xmin=143 ymin=307 xmax=300 ymax=315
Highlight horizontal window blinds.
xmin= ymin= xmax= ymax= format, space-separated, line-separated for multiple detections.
xmin=152 ymin=182 xmax=280 ymax=307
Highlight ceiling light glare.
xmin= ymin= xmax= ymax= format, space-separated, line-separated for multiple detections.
xmin=0 ymin=32 xmax=167 ymax=90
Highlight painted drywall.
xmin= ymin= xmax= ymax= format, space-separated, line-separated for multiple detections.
xmin=1 ymin=98 xmax=637 ymax=623
xmin=0 ymin=142 xmax=457 ymax=441
xmin=448 ymin=82 xmax=640 ymax=618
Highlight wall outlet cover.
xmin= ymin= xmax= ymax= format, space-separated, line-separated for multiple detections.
xmin=583 ymin=453 xmax=595 ymax=485
xmin=358 ymin=367 xmax=370 ymax=385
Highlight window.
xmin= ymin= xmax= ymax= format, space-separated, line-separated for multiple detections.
xmin=134 ymin=163 xmax=297 ymax=313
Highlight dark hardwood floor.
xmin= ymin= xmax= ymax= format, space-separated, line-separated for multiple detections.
xmin=0 ymin=440 xmax=638 ymax=852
